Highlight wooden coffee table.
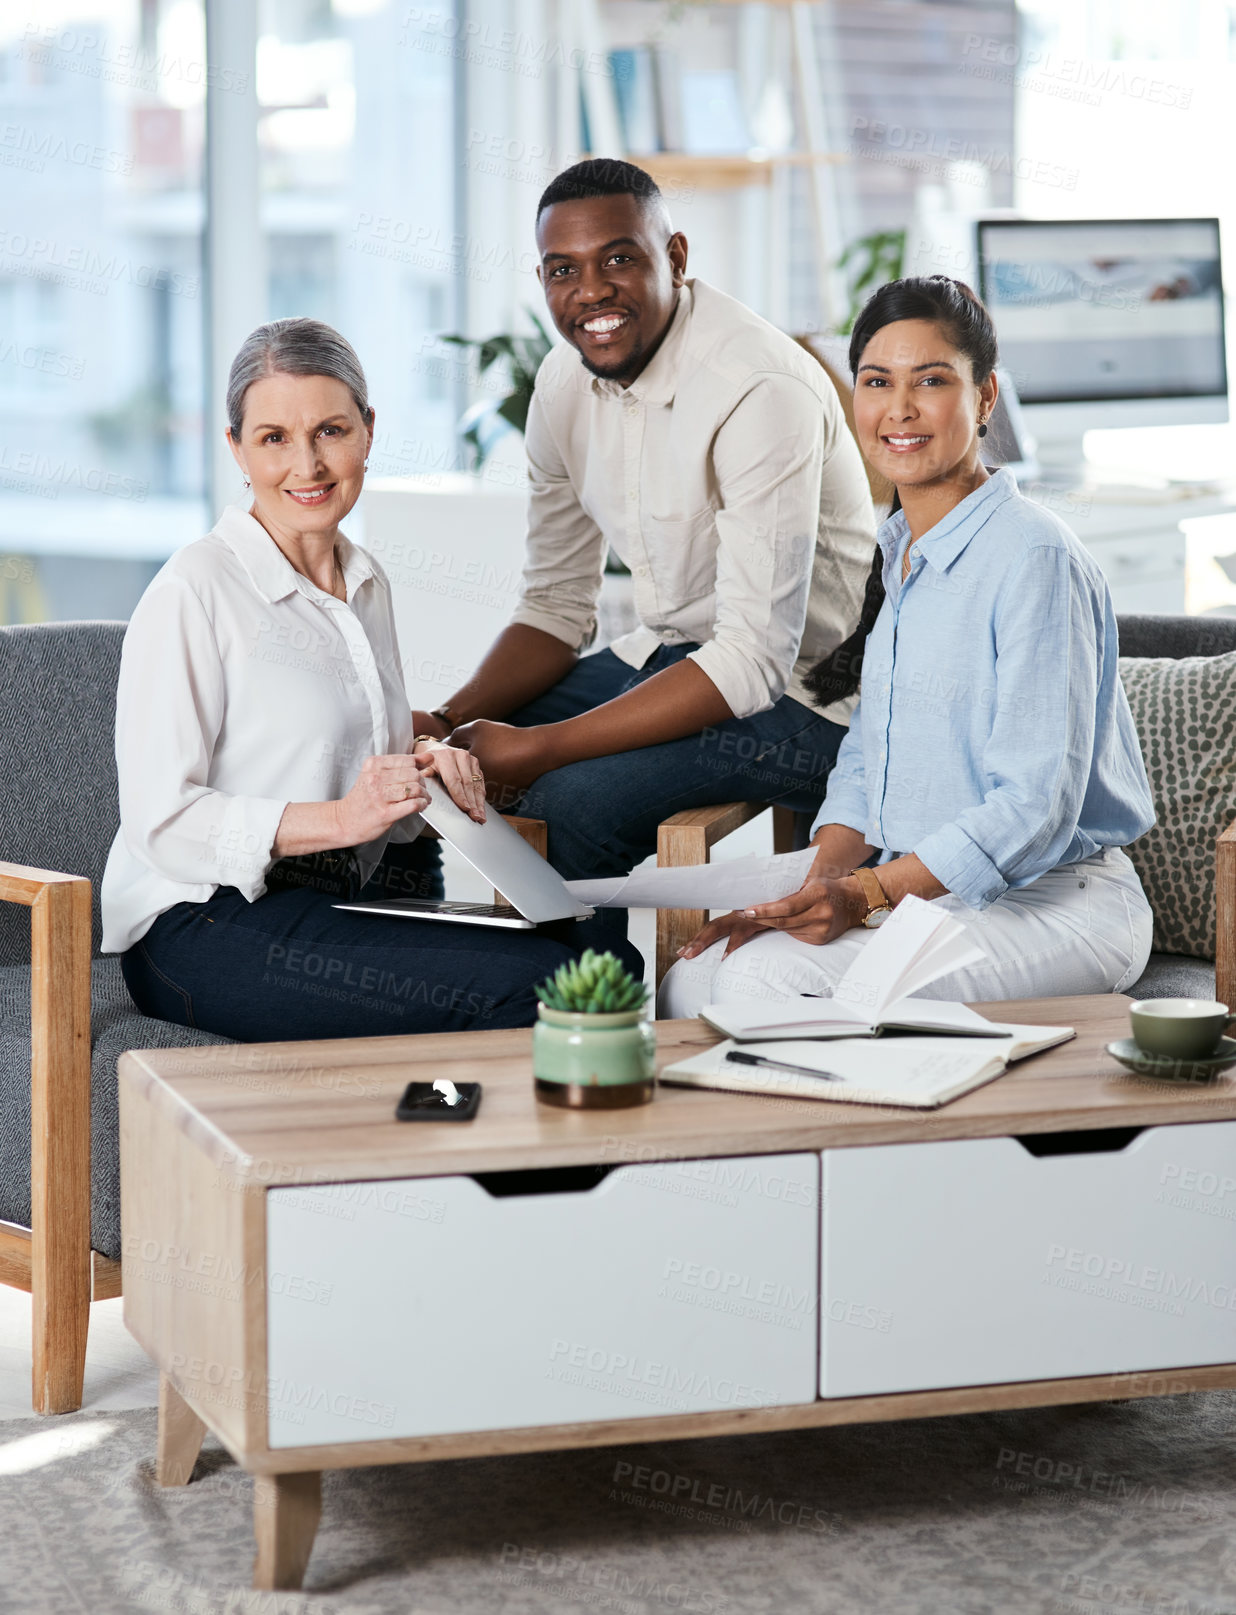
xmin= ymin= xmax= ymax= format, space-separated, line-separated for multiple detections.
xmin=118 ymin=996 xmax=1236 ymax=1591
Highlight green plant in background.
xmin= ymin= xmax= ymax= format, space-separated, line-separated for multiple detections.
xmin=535 ymin=949 xmax=650 ymax=1014
xmin=835 ymin=228 xmax=907 ymax=335
xmin=439 ymin=308 xmax=554 ymax=467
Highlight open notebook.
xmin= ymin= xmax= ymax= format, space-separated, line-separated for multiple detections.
xmin=659 ymin=1028 xmax=1073 ymax=1110
xmin=703 ymin=893 xmax=1030 ymax=1042
xmin=673 ymin=894 xmax=1074 ymax=1108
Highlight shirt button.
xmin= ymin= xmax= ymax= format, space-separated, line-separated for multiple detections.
xmin=636 ymin=565 xmax=648 ymax=577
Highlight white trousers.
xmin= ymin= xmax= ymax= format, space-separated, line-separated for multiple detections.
xmin=657 ymin=848 xmax=1153 ymax=1021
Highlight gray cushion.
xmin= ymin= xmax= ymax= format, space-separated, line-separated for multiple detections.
xmin=0 ymin=621 xmax=126 ymax=965
xmin=0 ymin=957 xmax=230 ymax=1261
xmin=1118 ymin=649 xmax=1236 ymax=959
xmin=1125 ymin=953 xmax=1216 ymax=1002
xmin=1116 ymin=614 xmax=1236 ymax=661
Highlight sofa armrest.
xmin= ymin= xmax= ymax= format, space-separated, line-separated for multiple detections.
xmin=654 ymin=803 xmax=777 ymax=987
xmin=1215 ymin=821 xmax=1236 ymax=1011
xmin=0 ymin=860 xmax=93 ymax=1411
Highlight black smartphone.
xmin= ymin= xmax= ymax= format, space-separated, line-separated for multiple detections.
xmin=395 ymin=1081 xmax=482 ymax=1122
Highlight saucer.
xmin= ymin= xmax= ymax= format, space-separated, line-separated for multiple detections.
xmin=1105 ymin=1036 xmax=1236 ymax=1082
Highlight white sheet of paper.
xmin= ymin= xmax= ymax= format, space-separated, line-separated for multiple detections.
xmin=830 ymin=894 xmax=985 ymax=1018
xmin=565 ymin=848 xmax=815 ymax=911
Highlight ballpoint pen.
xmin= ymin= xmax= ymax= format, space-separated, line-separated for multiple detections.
xmin=725 ymin=1050 xmax=842 ymax=1082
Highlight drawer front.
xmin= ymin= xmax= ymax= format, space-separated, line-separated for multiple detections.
xmin=267 ymin=1153 xmax=819 ymax=1448
xmin=820 ymin=1123 xmax=1236 ymax=1397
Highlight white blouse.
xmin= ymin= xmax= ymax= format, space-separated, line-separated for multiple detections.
xmin=101 ymin=505 xmax=415 ymax=953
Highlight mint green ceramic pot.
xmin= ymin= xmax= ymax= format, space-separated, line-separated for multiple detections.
xmin=532 ymin=1005 xmax=656 ymax=1108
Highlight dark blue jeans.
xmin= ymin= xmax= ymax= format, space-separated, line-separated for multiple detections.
xmin=509 ymin=643 xmax=846 ymax=888
xmin=122 ymin=838 xmax=641 ymax=1043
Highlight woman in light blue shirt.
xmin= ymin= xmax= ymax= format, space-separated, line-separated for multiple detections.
xmin=659 ymin=276 xmax=1155 ymax=1014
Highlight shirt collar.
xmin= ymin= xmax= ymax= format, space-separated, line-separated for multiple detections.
xmin=877 ymin=466 xmax=1020 ymax=577
xmin=589 ymin=281 xmax=694 ymax=407
xmin=214 ymin=504 xmax=374 ymax=604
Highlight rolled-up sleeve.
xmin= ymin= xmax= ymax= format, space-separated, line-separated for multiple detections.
xmin=688 ymin=374 xmax=825 ymax=718
xmin=913 ymin=545 xmax=1103 ymax=908
xmin=810 ymin=704 xmax=870 ymax=836
xmin=115 ymin=576 xmax=287 ymax=900
xmin=508 ymin=383 xmax=607 ymax=650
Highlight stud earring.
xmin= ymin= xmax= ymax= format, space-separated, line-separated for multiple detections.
xmin=977 ymin=420 xmax=988 ymax=438
xmin=243 ymin=475 xmax=251 ymax=489
xmin=364 ymin=457 xmax=370 ymax=471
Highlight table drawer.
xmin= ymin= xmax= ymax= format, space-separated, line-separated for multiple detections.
xmin=820 ymin=1123 xmax=1236 ymax=1397
xmin=266 ymin=1153 xmax=819 ymax=1448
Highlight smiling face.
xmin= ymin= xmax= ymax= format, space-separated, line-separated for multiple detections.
xmin=536 ymin=192 xmax=688 ymax=385
xmin=852 ymin=318 xmax=997 ymax=494
xmin=227 ymin=371 xmax=373 ymax=544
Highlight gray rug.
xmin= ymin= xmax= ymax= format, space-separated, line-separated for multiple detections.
xmin=2 ymin=1394 xmax=1235 ymax=1615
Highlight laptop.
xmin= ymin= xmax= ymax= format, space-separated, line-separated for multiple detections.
xmin=333 ymin=777 xmax=595 ymax=930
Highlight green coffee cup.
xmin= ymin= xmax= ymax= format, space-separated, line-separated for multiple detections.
xmin=1129 ymin=997 xmax=1236 ymax=1060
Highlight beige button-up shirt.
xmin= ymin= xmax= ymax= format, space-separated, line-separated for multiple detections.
xmin=511 ymin=278 xmax=877 ymax=725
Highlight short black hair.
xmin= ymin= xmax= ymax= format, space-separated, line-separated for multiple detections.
xmin=536 ymin=158 xmax=665 ymax=221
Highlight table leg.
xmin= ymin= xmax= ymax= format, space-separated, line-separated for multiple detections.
xmin=155 ymin=1373 xmax=206 ymax=1486
xmin=252 ymin=1471 xmax=322 ymax=1591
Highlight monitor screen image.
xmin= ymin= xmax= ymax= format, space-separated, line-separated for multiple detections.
xmin=976 ymin=218 xmax=1226 ymax=408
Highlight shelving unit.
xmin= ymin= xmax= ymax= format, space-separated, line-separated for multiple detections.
xmin=563 ymin=0 xmax=849 ymax=323
xmin=635 ymin=149 xmax=846 ymax=192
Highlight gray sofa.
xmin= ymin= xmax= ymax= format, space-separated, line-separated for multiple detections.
xmin=0 ymin=623 xmax=229 ymax=1271
xmin=0 ymin=613 xmax=1232 ymax=1408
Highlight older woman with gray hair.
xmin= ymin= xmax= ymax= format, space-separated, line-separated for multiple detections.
xmin=101 ymin=317 xmax=639 ymax=1040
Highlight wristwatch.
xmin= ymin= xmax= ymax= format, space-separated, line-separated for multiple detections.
xmin=849 ymin=866 xmax=894 ymax=929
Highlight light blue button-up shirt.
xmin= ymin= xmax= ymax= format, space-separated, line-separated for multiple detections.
xmin=813 ymin=468 xmax=1154 ymax=910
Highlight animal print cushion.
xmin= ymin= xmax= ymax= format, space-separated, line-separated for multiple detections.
xmin=1118 ymin=650 xmax=1236 ymax=959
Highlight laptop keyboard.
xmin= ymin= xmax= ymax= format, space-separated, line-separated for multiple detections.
xmin=388 ymin=899 xmax=521 ymax=919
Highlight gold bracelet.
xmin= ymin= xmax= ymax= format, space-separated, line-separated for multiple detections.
xmin=411 ymin=734 xmax=440 ymax=751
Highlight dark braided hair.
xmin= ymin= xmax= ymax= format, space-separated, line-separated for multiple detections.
xmin=803 ymin=275 xmax=998 ymax=707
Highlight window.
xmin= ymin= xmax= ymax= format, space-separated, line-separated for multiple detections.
xmin=0 ymin=1 xmax=209 ymax=623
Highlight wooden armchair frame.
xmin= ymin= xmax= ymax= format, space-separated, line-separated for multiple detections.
xmin=655 ymin=803 xmax=797 ymax=985
xmin=0 ymin=860 xmax=119 ymax=1415
xmin=0 ymin=822 xmax=548 ymax=1417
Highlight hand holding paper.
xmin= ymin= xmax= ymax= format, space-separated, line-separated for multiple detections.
xmin=565 ymin=848 xmax=815 ymax=911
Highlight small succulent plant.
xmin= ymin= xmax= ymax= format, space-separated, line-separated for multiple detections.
xmin=535 ymin=950 xmax=650 ymax=1015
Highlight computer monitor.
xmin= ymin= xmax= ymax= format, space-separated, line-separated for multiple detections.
xmin=976 ymin=217 xmax=1228 ymax=473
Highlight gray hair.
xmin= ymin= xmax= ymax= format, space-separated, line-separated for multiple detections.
xmin=226 ymin=317 xmax=374 ymax=437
